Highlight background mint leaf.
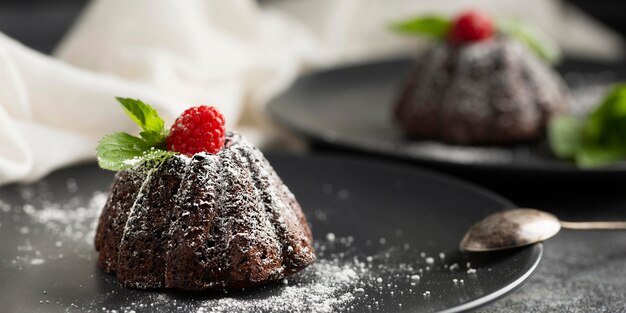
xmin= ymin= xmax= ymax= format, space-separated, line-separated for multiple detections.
xmin=389 ymin=15 xmax=451 ymax=40
xmin=576 ymin=146 xmax=626 ymax=168
xmin=548 ymin=115 xmax=584 ymax=159
xmin=585 ymin=84 xmax=626 ymax=146
xmin=497 ymin=19 xmax=561 ymax=64
xmin=116 ymin=97 xmax=165 ymax=134
xmin=549 ymin=84 xmax=626 ymax=167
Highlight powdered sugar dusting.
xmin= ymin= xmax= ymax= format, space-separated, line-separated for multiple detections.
xmin=2 ymin=189 xmax=108 ymax=268
xmin=82 ymin=236 xmax=478 ymax=313
xmin=0 ymin=138 xmax=490 ymax=311
xmin=21 ymin=192 xmax=107 ymax=245
xmin=196 ymin=260 xmax=359 ymax=313
xmin=2 ymin=182 xmax=478 ymax=312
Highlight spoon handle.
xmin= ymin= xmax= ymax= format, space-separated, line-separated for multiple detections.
xmin=560 ymin=221 xmax=626 ymax=230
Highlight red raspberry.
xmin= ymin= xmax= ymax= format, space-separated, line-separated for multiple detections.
xmin=166 ymin=105 xmax=225 ymax=156
xmin=448 ymin=10 xmax=494 ymax=44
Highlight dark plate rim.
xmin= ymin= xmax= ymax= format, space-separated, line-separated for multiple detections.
xmin=267 ymin=58 xmax=626 ymax=176
xmin=441 ymin=244 xmax=542 ymax=313
xmin=267 ymin=153 xmax=543 ymax=312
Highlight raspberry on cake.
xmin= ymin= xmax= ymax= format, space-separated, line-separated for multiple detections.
xmin=167 ymin=105 xmax=226 ymax=156
xmin=95 ymin=98 xmax=316 ymax=289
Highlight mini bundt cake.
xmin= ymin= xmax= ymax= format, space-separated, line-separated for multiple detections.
xmin=393 ymin=11 xmax=569 ymax=144
xmin=94 ymin=99 xmax=315 ymax=290
xmin=95 ymin=132 xmax=315 ymax=289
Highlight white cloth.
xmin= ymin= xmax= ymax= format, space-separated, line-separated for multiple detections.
xmin=0 ymin=0 xmax=623 ymax=185
xmin=0 ymin=32 xmax=192 ymax=183
xmin=269 ymin=0 xmax=625 ymax=64
xmin=55 ymin=0 xmax=318 ymax=132
xmin=0 ymin=0 xmax=316 ymax=185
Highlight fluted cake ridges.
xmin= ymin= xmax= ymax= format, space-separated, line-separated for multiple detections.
xmin=95 ymin=132 xmax=315 ymax=290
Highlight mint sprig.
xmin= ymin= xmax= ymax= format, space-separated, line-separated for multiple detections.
xmin=389 ymin=16 xmax=452 ymax=40
xmin=549 ymin=84 xmax=626 ymax=167
xmin=389 ymin=14 xmax=561 ymax=64
xmin=97 ymin=98 xmax=173 ymax=171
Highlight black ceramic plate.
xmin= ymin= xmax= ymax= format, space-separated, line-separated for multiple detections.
xmin=268 ymin=58 xmax=626 ymax=175
xmin=0 ymin=154 xmax=541 ymax=313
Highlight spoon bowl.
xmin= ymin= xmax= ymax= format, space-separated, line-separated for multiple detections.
xmin=461 ymin=208 xmax=626 ymax=252
xmin=460 ymin=209 xmax=562 ymax=252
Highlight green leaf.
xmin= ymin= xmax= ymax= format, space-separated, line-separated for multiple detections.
xmin=116 ymin=97 xmax=165 ymax=134
xmin=137 ymin=148 xmax=177 ymax=169
xmin=97 ymin=133 xmax=150 ymax=171
xmin=96 ymin=97 xmax=176 ymax=172
xmin=549 ymin=84 xmax=626 ymax=167
xmin=389 ymin=15 xmax=452 ymax=40
xmin=576 ymin=146 xmax=626 ymax=168
xmin=548 ymin=115 xmax=584 ymax=159
xmin=140 ymin=130 xmax=167 ymax=148
xmin=497 ymin=19 xmax=561 ymax=64
xmin=96 ymin=132 xmax=174 ymax=171
xmin=585 ymin=84 xmax=626 ymax=146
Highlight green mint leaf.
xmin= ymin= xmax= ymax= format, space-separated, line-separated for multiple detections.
xmin=136 ymin=148 xmax=177 ymax=170
xmin=116 ymin=97 xmax=165 ymax=135
xmin=576 ymin=146 xmax=626 ymax=168
xmin=549 ymin=84 xmax=626 ymax=167
xmin=389 ymin=15 xmax=451 ymax=40
xmin=97 ymin=132 xmax=151 ymax=171
xmin=140 ymin=130 xmax=167 ymax=148
xmin=548 ymin=115 xmax=584 ymax=159
xmin=497 ymin=19 xmax=561 ymax=64
xmin=96 ymin=97 xmax=176 ymax=172
xmin=96 ymin=132 xmax=174 ymax=171
xmin=585 ymin=84 xmax=626 ymax=146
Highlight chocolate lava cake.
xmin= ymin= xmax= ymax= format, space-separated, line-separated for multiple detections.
xmin=394 ymin=37 xmax=569 ymax=145
xmin=95 ymin=132 xmax=316 ymax=289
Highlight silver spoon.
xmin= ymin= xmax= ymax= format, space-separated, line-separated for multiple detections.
xmin=460 ymin=208 xmax=626 ymax=252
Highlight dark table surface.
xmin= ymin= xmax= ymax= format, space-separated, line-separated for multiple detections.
xmin=1 ymin=2 xmax=625 ymax=312
xmin=470 ymin=171 xmax=626 ymax=312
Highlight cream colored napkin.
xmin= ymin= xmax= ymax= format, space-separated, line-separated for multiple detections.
xmin=55 ymin=0 xmax=318 ymax=138
xmin=0 ymin=0 xmax=316 ymax=185
xmin=0 ymin=32 xmax=194 ymax=184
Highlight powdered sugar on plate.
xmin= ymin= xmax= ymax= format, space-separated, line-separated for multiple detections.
xmin=1 ymin=177 xmax=482 ymax=312
xmin=21 ymin=192 xmax=107 ymax=245
xmin=2 ymin=188 xmax=107 ymax=269
xmin=196 ymin=260 xmax=360 ymax=313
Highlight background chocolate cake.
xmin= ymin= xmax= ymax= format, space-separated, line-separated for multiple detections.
xmin=394 ymin=37 xmax=570 ymax=145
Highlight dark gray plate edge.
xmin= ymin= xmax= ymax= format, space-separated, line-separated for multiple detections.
xmin=266 ymin=59 xmax=626 ymax=176
xmin=268 ymin=153 xmax=544 ymax=312
xmin=440 ymin=244 xmax=543 ymax=313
